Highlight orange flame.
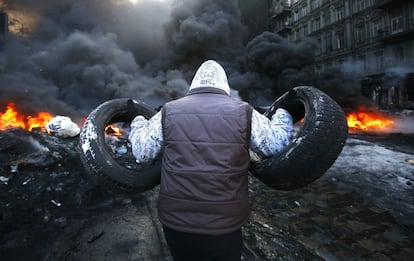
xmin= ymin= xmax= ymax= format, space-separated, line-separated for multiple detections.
xmin=346 ymin=107 xmax=394 ymax=132
xmin=105 ymin=124 xmax=123 ymax=136
xmin=0 ymin=103 xmax=54 ymax=131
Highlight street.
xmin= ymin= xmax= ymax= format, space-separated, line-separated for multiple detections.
xmin=1 ymin=131 xmax=414 ymax=260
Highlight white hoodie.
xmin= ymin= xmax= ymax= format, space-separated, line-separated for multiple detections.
xmin=189 ymin=60 xmax=231 ymax=95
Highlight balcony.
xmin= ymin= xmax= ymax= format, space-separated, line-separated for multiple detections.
xmin=271 ymin=18 xmax=294 ymax=35
xmin=374 ymin=0 xmax=403 ymax=9
xmin=377 ymin=18 xmax=414 ymax=42
xmin=274 ymin=22 xmax=293 ymax=35
xmin=271 ymin=1 xmax=293 ymax=19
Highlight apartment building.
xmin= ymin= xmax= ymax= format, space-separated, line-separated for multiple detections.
xmin=0 ymin=12 xmax=7 ymax=35
xmin=269 ymin=0 xmax=414 ymax=109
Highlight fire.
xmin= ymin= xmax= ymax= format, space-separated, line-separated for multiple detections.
xmin=0 ymin=103 xmax=54 ymax=131
xmin=105 ymin=124 xmax=123 ymax=136
xmin=346 ymin=107 xmax=394 ymax=132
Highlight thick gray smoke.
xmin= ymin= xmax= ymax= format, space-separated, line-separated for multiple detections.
xmin=0 ymin=0 xmax=369 ymax=124
xmin=0 ymin=0 xmax=250 ymax=123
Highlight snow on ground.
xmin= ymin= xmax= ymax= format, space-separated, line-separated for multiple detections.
xmin=323 ymin=137 xmax=414 ymax=226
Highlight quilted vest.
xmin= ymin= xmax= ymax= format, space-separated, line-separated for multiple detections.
xmin=158 ymin=87 xmax=253 ymax=235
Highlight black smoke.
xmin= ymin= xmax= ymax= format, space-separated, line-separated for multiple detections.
xmin=229 ymin=32 xmax=318 ymax=105
xmin=0 ymin=0 xmax=369 ymax=123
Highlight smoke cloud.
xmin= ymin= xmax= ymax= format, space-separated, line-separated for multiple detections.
xmin=0 ymin=0 xmax=375 ymax=123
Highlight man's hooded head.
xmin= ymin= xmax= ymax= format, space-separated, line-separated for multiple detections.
xmin=189 ymin=60 xmax=231 ymax=95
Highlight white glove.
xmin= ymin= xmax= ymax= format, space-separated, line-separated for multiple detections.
xmin=271 ymin=108 xmax=293 ymax=124
xmin=130 ymin=115 xmax=148 ymax=130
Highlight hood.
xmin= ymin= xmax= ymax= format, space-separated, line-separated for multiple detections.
xmin=189 ymin=60 xmax=231 ymax=95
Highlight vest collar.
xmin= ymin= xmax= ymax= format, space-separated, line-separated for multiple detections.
xmin=186 ymin=87 xmax=229 ymax=96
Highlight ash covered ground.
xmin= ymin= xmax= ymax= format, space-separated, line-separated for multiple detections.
xmin=0 ymin=129 xmax=414 ymax=260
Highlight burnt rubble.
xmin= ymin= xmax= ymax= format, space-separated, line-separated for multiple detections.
xmin=0 ymin=129 xmax=119 ymax=259
xmin=0 ymin=128 xmax=167 ymax=260
xmin=0 ymin=128 xmax=90 ymax=216
xmin=1 ymin=130 xmax=72 ymax=226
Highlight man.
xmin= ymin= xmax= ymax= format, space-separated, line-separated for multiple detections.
xmin=128 ymin=60 xmax=294 ymax=260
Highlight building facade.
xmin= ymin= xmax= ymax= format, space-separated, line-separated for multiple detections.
xmin=269 ymin=0 xmax=414 ymax=109
xmin=0 ymin=12 xmax=8 ymax=35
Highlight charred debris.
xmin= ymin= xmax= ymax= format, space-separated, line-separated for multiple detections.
xmin=0 ymin=128 xmax=132 ymax=237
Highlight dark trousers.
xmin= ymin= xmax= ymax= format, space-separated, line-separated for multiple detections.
xmin=163 ymin=226 xmax=242 ymax=261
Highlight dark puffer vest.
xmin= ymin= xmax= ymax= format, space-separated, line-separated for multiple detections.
xmin=158 ymin=87 xmax=253 ymax=235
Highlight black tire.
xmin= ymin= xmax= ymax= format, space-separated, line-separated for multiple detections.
xmin=79 ymin=98 xmax=161 ymax=193
xmin=250 ymin=86 xmax=348 ymax=190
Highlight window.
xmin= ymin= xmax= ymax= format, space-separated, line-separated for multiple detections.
xmin=372 ymin=19 xmax=382 ymax=38
xmin=326 ymin=33 xmax=332 ymax=52
xmin=354 ymin=0 xmax=364 ymax=13
xmin=391 ymin=16 xmax=403 ymax=34
xmin=324 ymin=12 xmax=331 ymax=26
xmin=288 ymin=32 xmax=294 ymax=42
xmin=303 ymin=24 xmax=309 ymax=36
xmin=311 ymin=0 xmax=320 ymax=10
xmin=393 ymin=46 xmax=404 ymax=63
xmin=411 ymin=6 xmax=414 ymax=25
xmin=335 ymin=31 xmax=344 ymax=49
xmin=335 ymin=7 xmax=344 ymax=21
xmin=313 ymin=18 xmax=320 ymax=32
xmin=374 ymin=50 xmax=384 ymax=70
xmin=355 ymin=24 xmax=366 ymax=43
xmin=315 ymin=36 xmax=321 ymax=55
xmin=298 ymin=25 xmax=307 ymax=38
xmin=357 ymin=55 xmax=367 ymax=71
xmin=300 ymin=5 xmax=308 ymax=18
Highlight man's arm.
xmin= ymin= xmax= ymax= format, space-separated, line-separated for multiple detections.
xmin=128 ymin=111 xmax=163 ymax=163
xmin=250 ymin=108 xmax=295 ymax=158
